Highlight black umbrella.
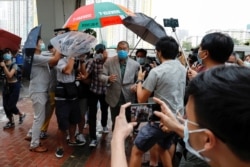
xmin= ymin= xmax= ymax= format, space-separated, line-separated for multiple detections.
xmin=122 ymin=13 xmax=167 ymax=46
xmin=22 ymin=24 xmax=42 ymax=80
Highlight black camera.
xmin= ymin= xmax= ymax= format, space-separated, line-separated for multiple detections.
xmin=163 ymin=18 xmax=179 ymax=28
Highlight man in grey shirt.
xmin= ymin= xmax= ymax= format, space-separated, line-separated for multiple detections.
xmin=129 ymin=36 xmax=186 ymax=167
xmin=26 ymin=36 xmax=60 ymax=153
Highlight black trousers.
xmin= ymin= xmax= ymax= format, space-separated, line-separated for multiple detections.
xmin=2 ymin=82 xmax=21 ymax=120
xmin=88 ymin=91 xmax=109 ymax=140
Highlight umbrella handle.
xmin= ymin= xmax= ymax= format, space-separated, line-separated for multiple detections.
xmin=129 ymin=37 xmax=143 ymax=57
xmin=172 ymin=29 xmax=190 ymax=69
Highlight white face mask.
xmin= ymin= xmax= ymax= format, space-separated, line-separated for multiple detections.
xmin=244 ymin=61 xmax=250 ymax=67
xmin=95 ymin=53 xmax=103 ymax=60
xmin=183 ymin=120 xmax=210 ymax=162
xmin=225 ymin=62 xmax=237 ymax=66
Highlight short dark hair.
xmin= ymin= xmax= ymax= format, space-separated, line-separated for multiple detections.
xmin=200 ymin=32 xmax=234 ymax=63
xmin=117 ymin=41 xmax=129 ymax=49
xmin=3 ymin=48 xmax=11 ymax=54
xmin=95 ymin=44 xmax=106 ymax=54
xmin=186 ymin=66 xmax=250 ymax=162
xmin=155 ymin=36 xmax=179 ymax=59
xmin=136 ymin=49 xmax=147 ymax=57
xmin=47 ymin=44 xmax=53 ymax=50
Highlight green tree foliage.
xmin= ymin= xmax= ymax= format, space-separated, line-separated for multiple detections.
xmin=182 ymin=41 xmax=192 ymax=51
xmin=232 ymin=38 xmax=240 ymax=45
xmin=84 ymin=29 xmax=97 ymax=37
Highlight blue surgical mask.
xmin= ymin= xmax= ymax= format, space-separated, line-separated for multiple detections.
xmin=40 ymin=42 xmax=46 ymax=51
xmin=3 ymin=54 xmax=12 ymax=61
xmin=183 ymin=120 xmax=210 ymax=162
xmin=196 ymin=52 xmax=202 ymax=64
xmin=136 ymin=57 xmax=146 ymax=65
xmin=117 ymin=50 xmax=128 ymax=59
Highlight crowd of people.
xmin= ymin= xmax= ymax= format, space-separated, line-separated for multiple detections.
xmin=111 ymin=32 xmax=250 ymax=167
xmin=1 ymin=29 xmax=250 ymax=167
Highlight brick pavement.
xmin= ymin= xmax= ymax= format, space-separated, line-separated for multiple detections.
xmin=0 ymin=96 xmax=117 ymax=167
xmin=0 ymin=80 xmax=149 ymax=167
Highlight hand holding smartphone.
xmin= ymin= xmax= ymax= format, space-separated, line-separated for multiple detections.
xmin=128 ymin=103 xmax=161 ymax=122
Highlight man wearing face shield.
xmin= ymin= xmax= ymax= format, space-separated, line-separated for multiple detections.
xmin=99 ymin=41 xmax=140 ymax=130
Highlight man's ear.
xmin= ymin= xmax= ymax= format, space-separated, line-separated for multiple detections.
xmin=203 ymin=129 xmax=216 ymax=150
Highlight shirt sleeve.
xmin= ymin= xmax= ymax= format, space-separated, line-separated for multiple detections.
xmin=142 ymin=69 xmax=158 ymax=92
xmin=32 ymin=55 xmax=51 ymax=66
xmin=85 ymin=59 xmax=94 ymax=74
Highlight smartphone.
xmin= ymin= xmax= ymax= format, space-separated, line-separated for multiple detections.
xmin=128 ymin=103 xmax=161 ymax=122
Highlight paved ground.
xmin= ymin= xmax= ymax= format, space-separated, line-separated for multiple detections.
xmin=0 ymin=79 xmax=150 ymax=167
xmin=0 ymin=79 xmax=114 ymax=167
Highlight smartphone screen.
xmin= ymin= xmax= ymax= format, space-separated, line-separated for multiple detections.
xmin=128 ymin=103 xmax=161 ymax=122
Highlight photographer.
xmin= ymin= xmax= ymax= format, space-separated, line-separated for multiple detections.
xmin=135 ymin=48 xmax=156 ymax=80
xmin=0 ymin=48 xmax=26 ymax=129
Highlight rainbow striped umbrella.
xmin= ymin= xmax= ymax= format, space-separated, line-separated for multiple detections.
xmin=63 ymin=2 xmax=134 ymax=30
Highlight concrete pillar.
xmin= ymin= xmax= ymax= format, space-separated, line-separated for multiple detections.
xmin=36 ymin=0 xmax=86 ymax=46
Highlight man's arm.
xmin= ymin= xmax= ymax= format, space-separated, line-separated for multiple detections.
xmin=136 ymin=81 xmax=152 ymax=103
xmin=48 ymin=50 xmax=61 ymax=67
xmin=153 ymin=97 xmax=184 ymax=138
xmin=62 ymin=57 xmax=75 ymax=75
xmin=136 ymin=66 xmax=152 ymax=103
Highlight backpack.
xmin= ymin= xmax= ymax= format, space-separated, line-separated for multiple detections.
xmin=10 ymin=63 xmax=23 ymax=82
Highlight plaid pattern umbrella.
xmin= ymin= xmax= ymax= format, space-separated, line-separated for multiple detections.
xmin=63 ymin=2 xmax=134 ymax=30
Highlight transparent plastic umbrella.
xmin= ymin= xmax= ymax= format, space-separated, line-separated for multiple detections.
xmin=50 ymin=31 xmax=97 ymax=57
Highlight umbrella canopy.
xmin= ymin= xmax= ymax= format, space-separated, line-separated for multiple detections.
xmin=122 ymin=13 xmax=167 ymax=45
xmin=0 ymin=29 xmax=21 ymax=51
xmin=50 ymin=31 xmax=97 ymax=57
xmin=22 ymin=24 xmax=42 ymax=80
xmin=23 ymin=24 xmax=42 ymax=49
xmin=63 ymin=2 xmax=134 ymax=30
